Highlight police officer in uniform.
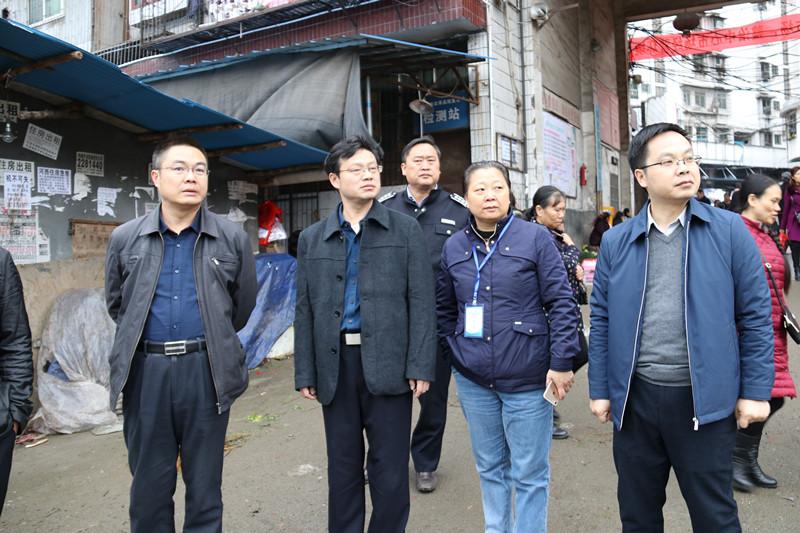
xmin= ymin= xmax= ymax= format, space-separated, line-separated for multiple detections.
xmin=380 ymin=136 xmax=469 ymax=493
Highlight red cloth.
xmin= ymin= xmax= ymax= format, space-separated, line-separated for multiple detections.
xmin=258 ymin=200 xmax=283 ymax=246
xmin=742 ymin=216 xmax=797 ymax=398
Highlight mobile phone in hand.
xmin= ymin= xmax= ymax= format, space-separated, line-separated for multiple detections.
xmin=543 ymin=381 xmax=559 ymax=406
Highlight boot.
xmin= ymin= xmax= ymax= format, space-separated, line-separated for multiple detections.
xmin=795 ymin=265 xmax=800 ymax=282
xmin=743 ymin=433 xmax=778 ymax=488
xmin=732 ymin=433 xmax=754 ymax=492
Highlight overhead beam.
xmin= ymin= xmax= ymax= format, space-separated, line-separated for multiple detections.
xmin=18 ymin=104 xmax=85 ymax=121
xmin=138 ymin=122 xmax=244 ymax=142
xmin=2 ymin=51 xmax=83 ymax=80
xmin=206 ymin=140 xmax=287 ymax=158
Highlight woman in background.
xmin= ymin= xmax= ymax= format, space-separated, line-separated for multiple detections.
xmin=779 ymin=166 xmax=800 ymax=280
xmin=734 ymin=174 xmax=796 ymax=492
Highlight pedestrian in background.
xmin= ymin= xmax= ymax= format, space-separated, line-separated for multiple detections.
xmin=294 ymin=136 xmax=436 ymax=533
xmin=0 ymin=246 xmax=33 ymax=517
xmin=779 ymin=166 xmax=800 ymax=281
xmin=589 ymin=123 xmax=773 ymax=532
xmin=380 ymin=135 xmax=469 ymax=493
xmin=105 ymin=138 xmax=257 ymax=532
xmin=438 ymin=161 xmax=578 ymax=532
xmin=734 ymin=174 xmax=796 ymax=492
xmin=527 ymin=185 xmax=587 ymax=440
xmin=588 ymin=212 xmax=610 ymax=248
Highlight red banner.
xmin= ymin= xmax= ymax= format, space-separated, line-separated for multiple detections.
xmin=630 ymin=14 xmax=800 ymax=62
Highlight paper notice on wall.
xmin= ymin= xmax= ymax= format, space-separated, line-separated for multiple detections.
xmin=72 ymin=173 xmax=92 ymax=200
xmin=0 ymin=159 xmax=34 ymax=186
xmin=37 ymin=227 xmax=50 ymax=263
xmin=3 ymin=171 xmax=33 ymax=213
xmin=228 ymin=180 xmax=258 ymax=202
xmin=97 ymin=187 xmax=121 ymax=217
xmin=23 ymin=123 xmax=62 ymax=160
xmin=75 ymin=151 xmax=105 ymax=177
xmin=0 ymin=208 xmax=38 ymax=264
xmin=37 ymin=167 xmax=72 ymax=195
xmin=0 ymin=99 xmax=20 ymax=122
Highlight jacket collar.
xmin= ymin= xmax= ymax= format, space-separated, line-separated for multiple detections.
xmin=139 ymin=203 xmax=219 ymax=238
xmin=322 ymin=199 xmax=390 ymax=240
xmin=627 ymin=198 xmax=711 ymax=243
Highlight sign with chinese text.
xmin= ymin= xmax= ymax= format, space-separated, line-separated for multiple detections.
xmin=414 ymin=92 xmax=470 ymax=134
xmin=0 ymin=100 xmax=20 ymax=122
xmin=0 ymin=209 xmax=38 ymax=264
xmin=0 ymin=159 xmax=34 ymax=186
xmin=543 ymin=112 xmax=579 ymax=198
xmin=37 ymin=167 xmax=72 ymax=195
xmin=3 ymin=171 xmax=33 ymax=213
xmin=23 ymin=123 xmax=62 ymax=160
xmin=75 ymin=151 xmax=105 ymax=177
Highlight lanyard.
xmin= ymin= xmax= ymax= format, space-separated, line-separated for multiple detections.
xmin=471 ymin=216 xmax=514 ymax=304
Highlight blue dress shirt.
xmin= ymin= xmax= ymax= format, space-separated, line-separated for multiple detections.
xmin=142 ymin=211 xmax=205 ymax=342
xmin=338 ymin=205 xmax=362 ymax=332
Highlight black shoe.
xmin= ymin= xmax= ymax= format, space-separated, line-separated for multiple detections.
xmin=415 ymin=471 xmax=438 ymax=493
xmin=552 ymin=422 xmax=569 ymax=440
xmin=732 ymin=438 xmax=754 ymax=492
xmin=741 ymin=433 xmax=778 ymax=488
xmin=553 ymin=409 xmax=561 ymax=421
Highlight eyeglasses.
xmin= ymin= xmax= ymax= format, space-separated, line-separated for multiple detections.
xmin=159 ymin=165 xmax=210 ymax=177
xmin=639 ymin=156 xmax=702 ymax=170
xmin=339 ymin=165 xmax=382 ymax=176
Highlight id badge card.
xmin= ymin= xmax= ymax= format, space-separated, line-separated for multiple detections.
xmin=464 ymin=303 xmax=484 ymax=338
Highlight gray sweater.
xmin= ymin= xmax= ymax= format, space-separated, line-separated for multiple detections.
xmin=635 ymin=224 xmax=692 ymax=387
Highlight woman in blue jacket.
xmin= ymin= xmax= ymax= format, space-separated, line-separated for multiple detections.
xmin=437 ymin=161 xmax=579 ymax=533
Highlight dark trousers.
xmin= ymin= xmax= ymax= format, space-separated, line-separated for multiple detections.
xmin=123 ymin=350 xmax=230 ymax=533
xmin=613 ymin=378 xmax=740 ymax=533
xmin=0 ymin=424 xmax=14 ymax=517
xmin=789 ymin=240 xmax=800 ymax=272
xmin=411 ymin=343 xmax=450 ymax=473
xmin=322 ymin=342 xmax=412 ymax=533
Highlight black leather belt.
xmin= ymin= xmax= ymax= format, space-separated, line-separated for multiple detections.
xmin=139 ymin=339 xmax=207 ymax=356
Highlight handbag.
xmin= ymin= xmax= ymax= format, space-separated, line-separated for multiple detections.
xmin=764 ymin=261 xmax=800 ymax=344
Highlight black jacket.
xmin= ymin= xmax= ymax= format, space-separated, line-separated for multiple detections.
xmin=379 ymin=187 xmax=469 ymax=273
xmin=0 ymin=247 xmax=33 ymax=434
xmin=294 ymin=200 xmax=437 ymax=405
xmin=105 ymin=205 xmax=257 ymax=413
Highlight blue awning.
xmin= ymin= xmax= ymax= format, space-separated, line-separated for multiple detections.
xmin=0 ymin=19 xmax=327 ymax=172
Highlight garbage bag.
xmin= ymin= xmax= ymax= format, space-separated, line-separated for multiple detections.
xmin=28 ymin=288 xmax=118 ymax=434
xmin=238 ymin=253 xmax=297 ymax=368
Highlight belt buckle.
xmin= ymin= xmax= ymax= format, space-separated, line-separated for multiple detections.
xmin=163 ymin=340 xmax=187 ymax=356
xmin=344 ymin=333 xmax=361 ymax=345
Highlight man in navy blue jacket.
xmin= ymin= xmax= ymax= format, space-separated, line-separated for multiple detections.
xmin=589 ymin=123 xmax=773 ymax=532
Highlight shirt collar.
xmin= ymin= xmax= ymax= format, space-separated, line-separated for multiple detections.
xmin=647 ymin=204 xmax=686 ymax=236
xmin=159 ymin=209 xmax=201 ymax=235
xmin=405 ymin=185 xmax=438 ymax=207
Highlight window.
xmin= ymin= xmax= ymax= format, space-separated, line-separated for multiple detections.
xmin=716 ymin=129 xmax=730 ymax=143
xmin=760 ymin=98 xmax=772 ymax=116
xmin=773 ymin=100 xmax=780 ymax=111
xmin=771 ymin=64 xmax=779 ymax=78
xmin=713 ymin=55 xmax=726 ymax=79
xmin=774 ymin=134 xmax=782 ymax=145
xmin=716 ymin=93 xmax=728 ymax=110
xmin=655 ymin=60 xmax=666 ymax=83
xmin=695 ymin=127 xmax=708 ymax=142
xmin=656 ymin=86 xmax=666 ymax=97
xmin=763 ymin=131 xmax=773 ymax=147
xmin=641 ymin=83 xmax=651 ymax=94
xmin=683 ymin=88 xmax=691 ymax=106
xmin=630 ymin=82 xmax=639 ymax=99
xmin=760 ymin=62 xmax=772 ymax=82
xmin=28 ymin=0 xmax=63 ymax=24
xmin=789 ymin=111 xmax=797 ymax=139
xmin=734 ymin=131 xmax=751 ymax=145
xmin=695 ymin=91 xmax=706 ymax=107
xmin=694 ymin=55 xmax=708 ymax=75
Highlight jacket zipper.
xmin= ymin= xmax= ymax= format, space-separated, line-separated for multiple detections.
xmin=120 ymin=233 xmax=164 ymax=399
xmin=619 ymin=235 xmax=649 ymax=430
xmin=683 ymin=219 xmax=700 ymax=430
xmin=197 ymin=243 xmax=222 ymax=414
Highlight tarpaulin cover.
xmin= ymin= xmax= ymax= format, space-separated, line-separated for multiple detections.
xmin=149 ymin=49 xmax=371 ymax=151
xmin=238 ymin=253 xmax=297 ymax=368
xmin=28 ymin=288 xmax=118 ymax=434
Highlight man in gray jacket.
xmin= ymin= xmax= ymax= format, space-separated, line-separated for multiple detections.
xmin=105 ymin=138 xmax=256 ymax=532
xmin=294 ymin=136 xmax=437 ymax=533
xmin=0 ymin=247 xmax=33 ymax=516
